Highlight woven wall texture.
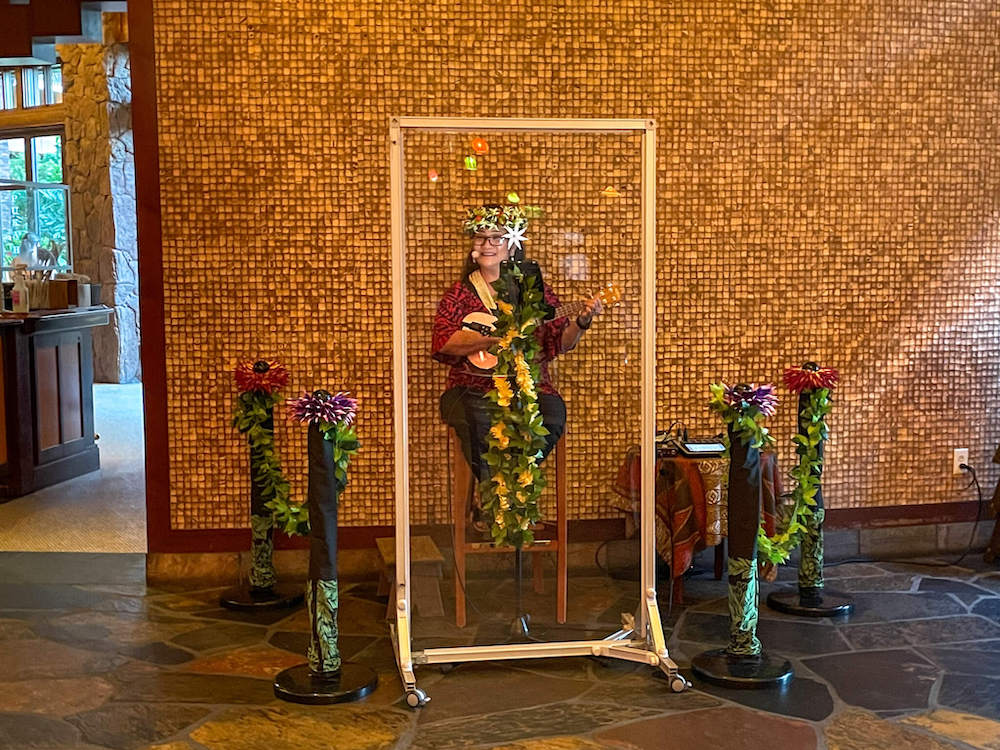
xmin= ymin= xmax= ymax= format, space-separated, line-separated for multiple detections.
xmin=150 ymin=1 xmax=1000 ymax=529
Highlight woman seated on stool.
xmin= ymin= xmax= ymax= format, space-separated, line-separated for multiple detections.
xmin=431 ymin=202 xmax=601 ymax=526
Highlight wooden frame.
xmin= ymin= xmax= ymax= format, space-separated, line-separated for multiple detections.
xmin=388 ymin=115 xmax=685 ymax=706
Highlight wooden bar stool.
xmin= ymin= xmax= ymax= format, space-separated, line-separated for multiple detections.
xmin=450 ymin=429 xmax=567 ymax=627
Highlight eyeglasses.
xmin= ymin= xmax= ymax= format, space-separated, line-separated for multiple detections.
xmin=473 ymin=236 xmax=506 ymax=247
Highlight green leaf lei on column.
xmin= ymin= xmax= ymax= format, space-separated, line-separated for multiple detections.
xmin=784 ymin=362 xmax=839 ymax=589
xmin=478 ymin=261 xmax=551 ymax=548
xmin=232 ymin=359 xmax=293 ymax=526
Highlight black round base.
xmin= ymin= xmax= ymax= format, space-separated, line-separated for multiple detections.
xmin=691 ymin=648 xmax=793 ymax=689
xmin=219 ymin=583 xmax=304 ymax=612
xmin=273 ymin=662 xmax=378 ymax=705
xmin=766 ymin=588 xmax=854 ymax=617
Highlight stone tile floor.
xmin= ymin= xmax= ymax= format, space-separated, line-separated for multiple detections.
xmin=2 ymin=553 xmax=1000 ymax=749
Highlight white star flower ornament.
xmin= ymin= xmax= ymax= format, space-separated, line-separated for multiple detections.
xmin=502 ymin=223 xmax=527 ymax=252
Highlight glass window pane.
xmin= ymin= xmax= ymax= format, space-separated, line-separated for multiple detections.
xmin=0 ymin=187 xmax=29 ymax=268
xmin=31 ymin=135 xmax=63 ymax=183
xmin=34 ymin=187 xmax=68 ymax=266
xmin=21 ymin=67 xmax=44 ymax=108
xmin=49 ymin=66 xmax=62 ymax=104
xmin=1 ymin=70 xmax=17 ymax=110
xmin=0 ymin=139 xmax=27 ymax=181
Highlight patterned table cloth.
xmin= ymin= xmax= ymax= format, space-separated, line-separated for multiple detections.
xmin=611 ymin=448 xmax=782 ymax=578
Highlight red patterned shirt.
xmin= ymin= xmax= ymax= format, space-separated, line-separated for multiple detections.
xmin=432 ymin=279 xmax=570 ymax=395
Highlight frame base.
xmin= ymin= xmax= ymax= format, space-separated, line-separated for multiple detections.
xmin=219 ymin=583 xmax=304 ymax=612
xmin=691 ymin=648 xmax=793 ymax=689
xmin=390 ymin=589 xmax=689 ymax=708
xmin=766 ymin=587 xmax=854 ymax=617
xmin=273 ymin=662 xmax=378 ymax=705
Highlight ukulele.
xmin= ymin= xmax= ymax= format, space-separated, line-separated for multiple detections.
xmin=463 ymin=283 xmax=622 ymax=371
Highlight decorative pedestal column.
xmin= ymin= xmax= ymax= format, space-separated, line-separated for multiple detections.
xmin=767 ymin=364 xmax=852 ymax=617
xmin=693 ymin=388 xmax=793 ymax=689
xmin=274 ymin=391 xmax=377 ymax=704
xmin=221 ymin=360 xmax=303 ymax=612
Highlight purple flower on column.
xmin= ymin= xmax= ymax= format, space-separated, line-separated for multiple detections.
xmin=723 ymin=382 xmax=778 ymax=418
xmin=286 ymin=390 xmax=358 ymax=426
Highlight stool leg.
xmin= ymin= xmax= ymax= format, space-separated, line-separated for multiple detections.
xmin=556 ymin=436 xmax=568 ymax=625
xmin=532 ymin=551 xmax=544 ymax=594
xmin=453 ymin=435 xmax=470 ymax=628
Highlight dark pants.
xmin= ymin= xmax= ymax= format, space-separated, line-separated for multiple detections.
xmin=441 ymin=386 xmax=566 ymax=481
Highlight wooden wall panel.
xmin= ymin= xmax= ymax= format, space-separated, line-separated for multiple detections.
xmin=57 ymin=340 xmax=83 ymax=443
xmin=34 ymin=345 xmax=60 ymax=452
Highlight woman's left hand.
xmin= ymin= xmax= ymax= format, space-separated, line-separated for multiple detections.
xmin=577 ymin=297 xmax=603 ymax=328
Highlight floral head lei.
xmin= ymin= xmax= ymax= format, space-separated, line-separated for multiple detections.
xmin=463 ymin=203 xmax=529 ymax=253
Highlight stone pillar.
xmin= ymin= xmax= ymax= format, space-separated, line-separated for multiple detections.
xmin=58 ymin=13 xmax=139 ymax=383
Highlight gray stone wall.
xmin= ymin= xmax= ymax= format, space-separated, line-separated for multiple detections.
xmin=59 ymin=13 xmax=139 ymax=383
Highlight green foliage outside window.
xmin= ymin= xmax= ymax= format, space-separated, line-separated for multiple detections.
xmin=1 ymin=139 xmax=68 ymax=268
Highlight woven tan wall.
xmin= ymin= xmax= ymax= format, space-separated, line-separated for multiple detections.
xmin=151 ymin=0 xmax=1000 ymax=530
xmin=403 ymin=131 xmax=644 ymax=523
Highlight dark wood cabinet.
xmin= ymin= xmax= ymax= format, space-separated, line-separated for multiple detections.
xmin=0 ymin=307 xmax=110 ymax=499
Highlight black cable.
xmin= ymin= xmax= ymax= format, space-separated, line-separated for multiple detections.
xmin=594 ymin=538 xmax=612 ymax=575
xmin=825 ymin=463 xmax=987 ymax=569
xmin=951 ymin=463 xmax=984 ymax=566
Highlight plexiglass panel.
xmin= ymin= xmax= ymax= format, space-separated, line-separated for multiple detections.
xmin=399 ymin=127 xmax=647 ymax=651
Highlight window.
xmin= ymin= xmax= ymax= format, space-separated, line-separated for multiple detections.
xmin=0 ymin=70 xmax=17 ymax=111
xmin=0 ymin=64 xmax=63 ymax=111
xmin=0 ymin=129 xmax=70 ymax=272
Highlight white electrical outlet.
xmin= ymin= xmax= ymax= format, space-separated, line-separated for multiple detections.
xmin=952 ymin=448 xmax=969 ymax=476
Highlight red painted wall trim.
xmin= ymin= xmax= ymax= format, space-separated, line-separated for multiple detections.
xmin=129 ymin=0 xmax=174 ymax=555
xmin=825 ymin=500 xmax=988 ymax=529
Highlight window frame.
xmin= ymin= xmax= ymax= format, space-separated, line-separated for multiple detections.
xmin=0 ymin=63 xmax=64 ymax=112
xmin=0 ymin=125 xmax=71 ymax=272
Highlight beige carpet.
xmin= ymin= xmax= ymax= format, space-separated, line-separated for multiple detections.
xmin=0 ymin=383 xmax=146 ymax=552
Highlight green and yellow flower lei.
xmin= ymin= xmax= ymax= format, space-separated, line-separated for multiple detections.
xmin=478 ymin=262 xmax=550 ymax=547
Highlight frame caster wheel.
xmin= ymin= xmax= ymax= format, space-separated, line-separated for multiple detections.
xmin=405 ymin=688 xmax=429 ymax=708
xmin=670 ymin=676 xmax=690 ymax=693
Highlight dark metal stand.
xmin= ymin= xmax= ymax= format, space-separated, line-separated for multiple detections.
xmin=274 ymin=663 xmax=378 ymax=705
xmin=508 ymin=547 xmax=542 ymax=642
xmin=274 ymin=661 xmax=378 ymax=706
xmin=692 ymin=411 xmax=793 ymax=689
xmin=222 ymin=406 xmax=303 ymax=612
xmin=691 ymin=650 xmax=794 ymax=689
xmin=766 ymin=588 xmax=853 ymax=617
xmin=274 ymin=418 xmax=376 ymax=704
xmin=220 ymin=584 xmax=304 ymax=612
xmin=766 ymin=376 xmax=853 ymax=618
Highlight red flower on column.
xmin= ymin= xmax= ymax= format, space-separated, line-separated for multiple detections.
xmin=234 ymin=359 xmax=290 ymax=394
xmin=783 ymin=362 xmax=839 ymax=393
